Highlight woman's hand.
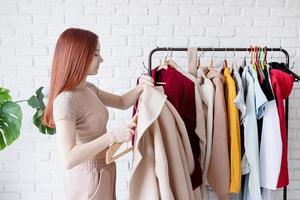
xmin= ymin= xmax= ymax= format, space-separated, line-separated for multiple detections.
xmin=110 ymin=114 xmax=138 ymax=143
xmin=137 ymin=75 xmax=154 ymax=92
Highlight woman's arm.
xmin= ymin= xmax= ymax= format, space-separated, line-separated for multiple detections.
xmin=97 ymin=85 xmax=143 ymax=110
xmin=56 ymin=119 xmax=113 ymax=169
xmin=56 ymin=116 xmax=137 ymax=169
xmin=96 ymin=76 xmax=154 ymax=110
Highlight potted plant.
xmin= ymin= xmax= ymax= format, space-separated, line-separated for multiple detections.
xmin=0 ymin=87 xmax=22 ymax=150
xmin=0 ymin=86 xmax=55 ymax=151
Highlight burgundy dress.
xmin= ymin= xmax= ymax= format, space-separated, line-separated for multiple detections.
xmin=150 ymin=65 xmax=202 ymax=189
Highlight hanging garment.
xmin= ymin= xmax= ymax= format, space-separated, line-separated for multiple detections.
xmin=186 ymin=48 xmax=207 ymax=175
xmin=206 ymin=68 xmax=231 ymax=200
xmin=161 ymin=57 xmax=206 ymax=199
xmin=197 ymin=67 xmax=214 ymax=186
xmin=196 ymin=67 xmax=215 ymax=200
xmin=223 ymin=67 xmax=242 ymax=194
xmin=238 ymin=60 xmax=247 ymax=156
xmin=233 ymin=67 xmax=246 ymax=123
xmin=151 ymin=66 xmax=202 ymax=189
xmin=168 ymin=57 xmax=207 ymax=180
xmin=233 ymin=66 xmax=247 ymax=200
xmin=187 ymin=47 xmax=198 ymax=77
xmin=237 ymin=64 xmax=247 ymax=200
xmin=260 ymin=65 xmax=282 ymax=190
xmin=270 ymin=68 xmax=295 ymax=188
xmin=241 ymin=66 xmax=267 ymax=200
xmin=129 ymin=86 xmax=195 ymax=200
xmin=256 ymin=65 xmax=274 ymax=149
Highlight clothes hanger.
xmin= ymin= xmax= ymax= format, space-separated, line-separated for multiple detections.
xmin=263 ymin=46 xmax=267 ymax=67
xmin=249 ymin=45 xmax=252 ymax=64
xmin=256 ymin=46 xmax=264 ymax=83
xmin=253 ymin=46 xmax=258 ymax=70
xmin=157 ymin=48 xmax=170 ymax=71
xmin=231 ymin=48 xmax=238 ymax=72
xmin=268 ymin=47 xmax=300 ymax=82
xmin=156 ymin=48 xmax=172 ymax=85
xmin=142 ymin=61 xmax=149 ymax=75
xmin=166 ymin=46 xmax=174 ymax=63
xmin=197 ymin=47 xmax=204 ymax=69
xmin=258 ymin=47 xmax=265 ymax=80
xmin=106 ymin=143 xmax=134 ymax=165
xmin=106 ymin=113 xmax=138 ymax=164
xmin=197 ymin=47 xmax=205 ymax=69
xmin=240 ymin=47 xmax=247 ymax=69
xmin=165 ymin=47 xmax=179 ymax=69
xmin=224 ymin=48 xmax=233 ymax=73
xmin=209 ymin=48 xmax=215 ymax=69
xmin=223 ymin=58 xmax=228 ymax=70
xmin=252 ymin=46 xmax=258 ymax=70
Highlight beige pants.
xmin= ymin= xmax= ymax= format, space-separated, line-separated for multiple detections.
xmin=67 ymin=159 xmax=116 ymax=200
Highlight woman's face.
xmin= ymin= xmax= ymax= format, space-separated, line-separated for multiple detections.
xmin=87 ymin=41 xmax=103 ymax=75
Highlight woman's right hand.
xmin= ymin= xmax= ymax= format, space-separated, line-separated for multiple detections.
xmin=110 ymin=114 xmax=138 ymax=143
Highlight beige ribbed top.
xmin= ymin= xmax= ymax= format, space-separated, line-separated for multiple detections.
xmin=53 ymin=82 xmax=109 ymax=157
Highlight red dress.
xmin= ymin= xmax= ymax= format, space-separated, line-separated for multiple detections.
xmin=151 ymin=66 xmax=202 ymax=189
xmin=133 ymin=65 xmax=202 ymax=189
xmin=270 ymin=69 xmax=294 ymax=188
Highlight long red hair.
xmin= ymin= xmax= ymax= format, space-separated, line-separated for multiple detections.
xmin=43 ymin=28 xmax=98 ymax=128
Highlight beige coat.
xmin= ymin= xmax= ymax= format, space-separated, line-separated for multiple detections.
xmin=129 ymin=86 xmax=196 ymax=200
xmin=206 ymin=69 xmax=231 ymax=200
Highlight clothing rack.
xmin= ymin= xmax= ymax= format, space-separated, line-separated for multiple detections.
xmin=148 ymin=47 xmax=291 ymax=200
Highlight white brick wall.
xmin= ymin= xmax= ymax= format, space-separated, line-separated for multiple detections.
xmin=0 ymin=0 xmax=299 ymax=199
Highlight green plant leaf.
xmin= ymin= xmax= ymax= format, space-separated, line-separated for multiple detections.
xmin=32 ymin=109 xmax=56 ymax=135
xmin=27 ymin=87 xmax=45 ymax=110
xmin=28 ymin=87 xmax=56 ymax=135
xmin=36 ymin=87 xmax=45 ymax=110
xmin=0 ymin=87 xmax=12 ymax=105
xmin=27 ymin=96 xmax=39 ymax=109
xmin=0 ymin=101 xmax=22 ymax=150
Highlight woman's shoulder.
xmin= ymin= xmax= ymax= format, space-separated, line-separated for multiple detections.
xmin=86 ymin=81 xmax=102 ymax=96
xmin=86 ymin=81 xmax=99 ymax=90
xmin=53 ymin=91 xmax=77 ymax=108
xmin=54 ymin=82 xmax=100 ymax=104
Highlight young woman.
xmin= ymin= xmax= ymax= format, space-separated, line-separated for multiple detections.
xmin=43 ymin=28 xmax=153 ymax=200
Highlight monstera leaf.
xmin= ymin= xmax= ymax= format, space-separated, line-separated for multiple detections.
xmin=0 ymin=87 xmax=22 ymax=150
xmin=27 ymin=87 xmax=55 ymax=135
xmin=0 ymin=87 xmax=11 ymax=104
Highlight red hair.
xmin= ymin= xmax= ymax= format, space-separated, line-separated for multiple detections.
xmin=43 ymin=28 xmax=98 ymax=128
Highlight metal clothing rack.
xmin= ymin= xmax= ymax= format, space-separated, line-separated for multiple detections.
xmin=148 ymin=47 xmax=290 ymax=200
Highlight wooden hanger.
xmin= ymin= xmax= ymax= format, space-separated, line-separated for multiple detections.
xmin=106 ymin=143 xmax=134 ymax=164
xmin=106 ymin=113 xmax=138 ymax=164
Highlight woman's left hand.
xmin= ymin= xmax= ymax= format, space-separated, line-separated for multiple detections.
xmin=137 ymin=75 xmax=154 ymax=91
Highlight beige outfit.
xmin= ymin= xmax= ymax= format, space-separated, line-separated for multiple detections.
xmin=197 ymin=67 xmax=215 ymax=186
xmin=129 ymin=86 xmax=195 ymax=200
xmin=67 ymin=159 xmax=116 ymax=200
xmin=186 ymin=48 xmax=207 ymax=174
xmin=53 ymin=82 xmax=116 ymax=200
xmin=206 ymin=69 xmax=231 ymax=200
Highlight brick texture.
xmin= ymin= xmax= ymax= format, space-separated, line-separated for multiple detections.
xmin=0 ymin=0 xmax=299 ymax=200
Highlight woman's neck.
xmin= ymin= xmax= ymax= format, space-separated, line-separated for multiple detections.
xmin=76 ymin=79 xmax=87 ymax=89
